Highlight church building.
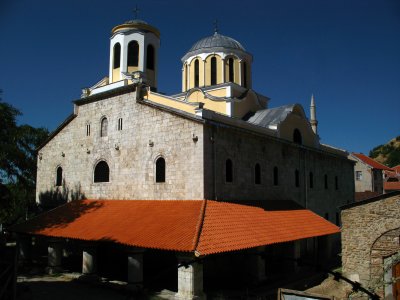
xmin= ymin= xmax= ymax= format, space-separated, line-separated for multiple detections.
xmin=14 ymin=18 xmax=355 ymax=299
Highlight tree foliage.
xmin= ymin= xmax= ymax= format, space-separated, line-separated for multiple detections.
xmin=369 ymin=136 xmax=400 ymax=168
xmin=0 ymin=94 xmax=49 ymax=225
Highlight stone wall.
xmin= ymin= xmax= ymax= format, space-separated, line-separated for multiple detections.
xmin=341 ymin=193 xmax=400 ymax=298
xmin=36 ymin=89 xmax=205 ymax=202
xmin=203 ymin=123 xmax=354 ymax=220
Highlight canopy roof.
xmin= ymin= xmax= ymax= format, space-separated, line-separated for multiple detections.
xmin=12 ymin=199 xmax=339 ymax=256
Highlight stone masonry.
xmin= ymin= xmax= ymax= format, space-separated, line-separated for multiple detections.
xmin=341 ymin=192 xmax=400 ymax=298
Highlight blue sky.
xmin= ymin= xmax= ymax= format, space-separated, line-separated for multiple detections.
xmin=0 ymin=0 xmax=399 ymax=154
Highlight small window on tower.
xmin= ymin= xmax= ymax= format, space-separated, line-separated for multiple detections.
xmin=86 ymin=124 xmax=91 ymax=136
xmin=100 ymin=117 xmax=108 ymax=137
xmin=155 ymin=157 xmax=165 ymax=183
xmin=242 ymin=61 xmax=247 ymax=88
xmin=113 ymin=43 xmax=121 ymax=69
xmin=128 ymin=41 xmax=139 ymax=67
xmin=293 ymin=129 xmax=302 ymax=145
xmin=147 ymin=44 xmax=155 ymax=70
xmin=194 ymin=59 xmax=199 ymax=88
xmin=56 ymin=166 xmax=63 ymax=186
xmin=118 ymin=118 xmax=123 ymax=131
xmin=211 ymin=57 xmax=217 ymax=85
xmin=228 ymin=58 xmax=234 ymax=82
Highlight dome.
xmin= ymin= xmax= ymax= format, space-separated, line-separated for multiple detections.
xmin=189 ymin=32 xmax=245 ymax=52
xmin=182 ymin=32 xmax=249 ymax=62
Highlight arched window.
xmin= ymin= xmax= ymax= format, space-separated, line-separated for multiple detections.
xmin=113 ymin=43 xmax=121 ymax=69
xmin=128 ymin=41 xmax=139 ymax=67
xmin=309 ymin=172 xmax=314 ymax=188
xmin=273 ymin=166 xmax=279 ymax=186
xmin=56 ymin=166 xmax=63 ymax=186
xmin=156 ymin=157 xmax=165 ymax=183
xmin=242 ymin=61 xmax=247 ymax=87
xmin=226 ymin=159 xmax=233 ymax=183
xmin=255 ymin=163 xmax=261 ymax=184
xmin=100 ymin=117 xmax=108 ymax=137
xmin=194 ymin=59 xmax=199 ymax=87
xmin=324 ymin=174 xmax=328 ymax=189
xmin=293 ymin=129 xmax=302 ymax=145
xmin=295 ymin=169 xmax=300 ymax=187
xmin=228 ymin=58 xmax=234 ymax=82
xmin=147 ymin=44 xmax=155 ymax=70
xmin=211 ymin=57 xmax=217 ymax=85
xmin=94 ymin=161 xmax=109 ymax=183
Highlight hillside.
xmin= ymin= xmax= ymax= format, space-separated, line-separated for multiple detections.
xmin=369 ymin=136 xmax=400 ymax=168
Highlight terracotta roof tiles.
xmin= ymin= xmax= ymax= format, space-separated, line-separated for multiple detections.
xmin=12 ymin=199 xmax=339 ymax=256
xmin=352 ymin=153 xmax=392 ymax=171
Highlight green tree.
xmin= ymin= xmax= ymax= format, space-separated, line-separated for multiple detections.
xmin=0 ymin=92 xmax=49 ymax=225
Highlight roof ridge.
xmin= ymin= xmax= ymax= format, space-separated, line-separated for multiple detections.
xmin=193 ymin=199 xmax=208 ymax=256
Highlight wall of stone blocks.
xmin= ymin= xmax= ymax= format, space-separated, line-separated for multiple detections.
xmin=341 ymin=193 xmax=400 ymax=298
xmin=203 ymin=123 xmax=354 ymax=220
xmin=36 ymin=90 xmax=205 ymax=203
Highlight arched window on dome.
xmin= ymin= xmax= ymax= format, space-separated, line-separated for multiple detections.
xmin=194 ymin=59 xmax=199 ymax=87
xmin=100 ymin=117 xmax=108 ymax=137
xmin=113 ymin=43 xmax=121 ymax=69
xmin=56 ymin=166 xmax=63 ymax=186
xmin=147 ymin=44 xmax=155 ymax=70
xmin=211 ymin=57 xmax=217 ymax=85
xmin=242 ymin=61 xmax=247 ymax=88
xmin=293 ymin=129 xmax=302 ymax=145
xmin=228 ymin=58 xmax=234 ymax=82
xmin=94 ymin=161 xmax=109 ymax=183
xmin=128 ymin=41 xmax=139 ymax=67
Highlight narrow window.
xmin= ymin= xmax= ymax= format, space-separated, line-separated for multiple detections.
xmin=147 ymin=44 xmax=155 ymax=70
xmin=355 ymin=171 xmax=362 ymax=181
xmin=273 ymin=166 xmax=279 ymax=186
xmin=194 ymin=59 xmax=199 ymax=87
xmin=113 ymin=43 xmax=121 ymax=69
xmin=335 ymin=212 xmax=340 ymax=226
xmin=325 ymin=213 xmax=329 ymax=220
xmin=293 ymin=129 xmax=302 ymax=145
xmin=211 ymin=57 xmax=217 ymax=85
xmin=128 ymin=41 xmax=139 ymax=67
xmin=228 ymin=58 xmax=234 ymax=82
xmin=242 ymin=61 xmax=247 ymax=87
xmin=94 ymin=161 xmax=109 ymax=183
xmin=86 ymin=124 xmax=90 ymax=136
xmin=118 ymin=118 xmax=123 ymax=131
xmin=255 ymin=163 xmax=261 ymax=184
xmin=335 ymin=176 xmax=338 ymax=190
xmin=226 ymin=159 xmax=233 ymax=183
xmin=295 ymin=170 xmax=300 ymax=187
xmin=309 ymin=172 xmax=314 ymax=188
xmin=324 ymin=174 xmax=328 ymax=189
xmin=100 ymin=117 xmax=108 ymax=137
xmin=156 ymin=157 xmax=165 ymax=183
xmin=56 ymin=166 xmax=63 ymax=186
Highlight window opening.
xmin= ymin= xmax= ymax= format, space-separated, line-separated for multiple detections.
xmin=228 ymin=58 xmax=234 ymax=82
xmin=255 ymin=163 xmax=261 ymax=184
xmin=156 ymin=157 xmax=166 ymax=183
xmin=309 ymin=172 xmax=314 ymax=188
xmin=118 ymin=118 xmax=123 ymax=131
xmin=295 ymin=169 xmax=300 ymax=187
xmin=86 ymin=124 xmax=90 ymax=136
xmin=242 ymin=61 xmax=247 ymax=87
xmin=324 ymin=174 xmax=328 ymax=189
xmin=211 ymin=57 xmax=217 ymax=85
xmin=56 ymin=166 xmax=63 ymax=186
xmin=355 ymin=171 xmax=362 ymax=181
xmin=194 ymin=59 xmax=199 ymax=87
xmin=293 ymin=129 xmax=302 ymax=145
xmin=128 ymin=41 xmax=139 ymax=67
xmin=226 ymin=159 xmax=233 ymax=183
xmin=147 ymin=44 xmax=155 ymax=70
xmin=113 ymin=43 xmax=121 ymax=69
xmin=273 ymin=166 xmax=279 ymax=186
xmin=94 ymin=161 xmax=109 ymax=183
xmin=100 ymin=117 xmax=108 ymax=137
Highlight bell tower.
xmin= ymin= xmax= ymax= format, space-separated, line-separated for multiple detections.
xmin=109 ymin=19 xmax=160 ymax=90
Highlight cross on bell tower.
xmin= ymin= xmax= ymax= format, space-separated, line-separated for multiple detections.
xmin=213 ymin=19 xmax=219 ymax=34
xmin=133 ymin=4 xmax=140 ymax=19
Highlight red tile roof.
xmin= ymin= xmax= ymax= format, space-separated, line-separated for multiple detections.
xmin=12 ymin=199 xmax=339 ymax=256
xmin=384 ymin=181 xmax=400 ymax=191
xmin=352 ymin=153 xmax=392 ymax=171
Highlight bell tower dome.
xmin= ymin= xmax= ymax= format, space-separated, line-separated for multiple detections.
xmin=109 ymin=19 xmax=160 ymax=90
